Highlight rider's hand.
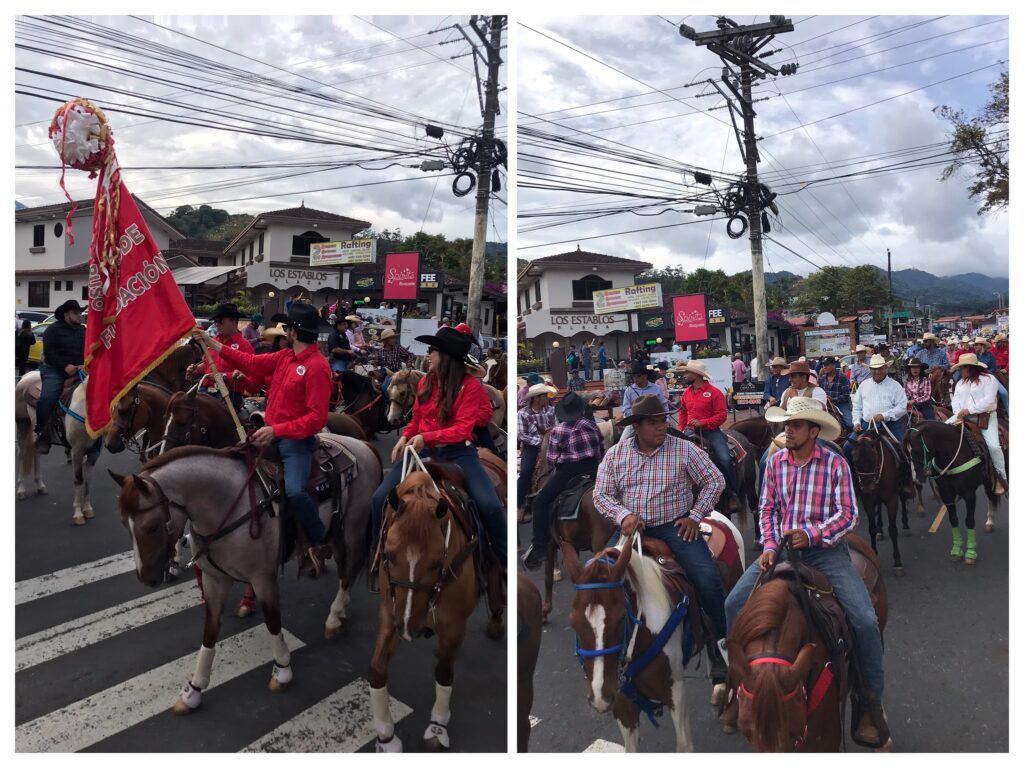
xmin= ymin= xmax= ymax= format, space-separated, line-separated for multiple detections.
xmin=958 ymin=408 xmax=971 ymax=420
xmin=688 ymin=418 xmax=702 ymax=429
xmin=758 ymin=549 xmax=776 ymax=571
xmin=391 ymin=436 xmax=408 ymax=464
xmin=769 ymin=397 xmax=778 ymax=406
xmin=63 ymin=364 xmax=77 ymax=376
xmin=251 ymin=425 xmax=275 ymax=446
xmin=784 ymin=528 xmax=811 ymax=550
xmin=872 ymin=413 xmax=884 ymax=423
xmin=853 ymin=423 xmax=863 ymax=433
xmin=408 ymin=434 xmax=425 ymax=453
xmin=675 ymin=516 xmax=701 ymax=542
xmin=621 ymin=514 xmax=644 ymax=537
xmin=186 ymin=363 xmax=199 ymax=379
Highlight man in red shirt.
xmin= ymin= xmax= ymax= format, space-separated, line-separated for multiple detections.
xmin=187 ymin=302 xmax=254 ymax=410
xmin=678 ymin=360 xmax=736 ymax=496
xmin=192 ymin=303 xmax=334 ymax=577
xmin=993 ymin=334 xmax=1009 ymax=372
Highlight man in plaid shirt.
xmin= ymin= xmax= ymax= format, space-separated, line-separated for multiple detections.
xmin=721 ymin=397 xmax=890 ymax=748
xmin=517 ymin=384 xmax=556 ymax=517
xmin=818 ymin=356 xmax=852 ymax=433
xmin=522 ymin=392 xmax=603 ymax=569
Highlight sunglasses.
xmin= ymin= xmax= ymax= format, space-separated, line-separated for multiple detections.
xmin=428 ymin=346 xmax=438 ymax=354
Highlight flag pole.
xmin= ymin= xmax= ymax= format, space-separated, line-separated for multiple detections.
xmin=194 ymin=333 xmax=246 ymax=442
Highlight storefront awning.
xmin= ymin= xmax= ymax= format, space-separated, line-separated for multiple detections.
xmin=171 ymin=265 xmax=242 ymax=285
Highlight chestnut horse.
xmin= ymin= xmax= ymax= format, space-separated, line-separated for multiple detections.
xmin=105 ymin=381 xmax=175 ymax=458
xmin=146 ymin=338 xmax=203 ymax=392
xmin=728 ymin=535 xmax=888 ymax=752
xmin=385 ymin=369 xmax=426 ymax=427
xmin=517 ymin=573 xmax=543 ymax=753
xmin=849 ymin=430 xmax=910 ymax=574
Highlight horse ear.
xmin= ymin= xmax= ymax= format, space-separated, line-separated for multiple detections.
xmin=387 ymin=487 xmax=400 ymax=513
xmin=385 ymin=367 xmax=395 ymax=377
xmin=611 ymin=534 xmax=635 ymax=580
xmin=788 ymin=643 xmax=817 ymax=688
xmin=108 ymin=469 xmax=127 ymax=487
xmin=560 ymin=540 xmax=584 ymax=583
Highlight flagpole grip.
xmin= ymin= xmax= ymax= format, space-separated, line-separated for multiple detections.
xmin=195 ymin=334 xmax=247 ymax=442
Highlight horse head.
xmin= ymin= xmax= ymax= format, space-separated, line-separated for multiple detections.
xmin=105 ymin=387 xmax=140 ymax=454
xmin=851 ymin=430 xmax=884 ymax=491
xmin=108 ymin=469 xmax=183 ymax=587
xmin=386 ymin=369 xmax=423 ymax=426
xmin=163 ymin=388 xmax=203 ymax=451
xmin=728 ymin=579 xmax=821 ymax=752
xmin=562 ymin=536 xmax=634 ymax=713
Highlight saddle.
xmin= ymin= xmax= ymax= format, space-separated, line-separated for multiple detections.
xmin=553 ymin=476 xmax=595 ymax=521
xmin=962 ymin=417 xmax=1008 ymax=451
xmin=635 ymin=536 xmax=708 ymax=660
xmin=725 ymin=433 xmax=747 ymax=464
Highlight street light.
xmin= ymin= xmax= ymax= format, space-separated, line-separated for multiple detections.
xmin=268 ymin=291 xmax=275 ymax=298
xmin=656 ymin=337 xmax=663 ymax=344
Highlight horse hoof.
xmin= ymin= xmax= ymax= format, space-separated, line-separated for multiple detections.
xmin=37 ymin=484 xmax=48 ymax=495
xmin=237 ymin=603 xmax=254 ymax=618
xmin=486 ymin=617 xmax=505 ymax=640
xmin=72 ymin=514 xmax=86 ymax=526
xmin=324 ymin=620 xmax=346 ymax=640
xmin=965 ymin=553 xmax=977 ymax=565
xmin=83 ymin=507 xmax=94 ymax=519
xmin=269 ymin=677 xmax=290 ymax=692
xmin=876 ymin=531 xmax=885 ymax=541
xmin=423 ymin=723 xmax=450 ymax=751
xmin=16 ymin=489 xmax=26 ymax=500
xmin=172 ymin=698 xmax=197 ymax=716
xmin=711 ymin=683 xmax=728 ymax=708
xmin=985 ymin=522 xmax=995 ymax=533
xmin=553 ymin=567 xmax=562 ymax=583
xmin=894 ymin=567 xmax=905 ymax=577
xmin=721 ymin=723 xmax=737 ymax=735
xmin=375 ymin=734 xmax=404 ymax=753
xmin=876 ymin=738 xmax=894 ymax=752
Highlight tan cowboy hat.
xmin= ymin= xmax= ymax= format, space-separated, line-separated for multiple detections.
xmin=516 ymin=377 xmax=528 ymax=389
xmin=855 ymin=344 xmax=870 ymax=353
xmin=993 ymin=333 xmax=1007 ymax=343
xmin=681 ymin=360 xmax=712 ymax=380
xmin=769 ymin=356 xmax=788 ymax=367
xmin=973 ymin=336 xmax=990 ymax=347
xmin=261 ymin=322 xmax=287 ymax=339
xmin=380 ymin=328 xmax=396 ymax=341
xmin=951 ymin=352 xmax=988 ymax=371
xmin=922 ymin=332 xmax=939 ymax=342
xmin=345 ymin=314 xmax=362 ymax=322
xmin=765 ymin=396 xmax=841 ymax=442
xmin=867 ymin=354 xmax=889 ymax=369
xmin=617 ymin=394 xmax=678 ymax=427
xmin=527 ymin=383 xmax=557 ymax=399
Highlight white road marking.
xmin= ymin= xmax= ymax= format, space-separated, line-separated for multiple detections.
xmin=242 ymin=678 xmax=413 ymax=752
xmin=529 ymin=715 xmax=541 ymax=728
xmin=16 ymin=580 xmax=199 ymax=672
xmin=15 ymin=551 xmax=135 ymax=605
xmin=584 ymin=739 xmax=624 ymax=752
xmin=16 ymin=627 xmax=305 ymax=753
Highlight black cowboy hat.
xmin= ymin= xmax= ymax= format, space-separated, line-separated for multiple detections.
xmin=269 ymin=312 xmax=289 ymax=325
xmin=618 ymin=394 xmax=677 ymax=427
xmin=415 ymin=326 xmax=473 ymax=362
xmin=630 ymin=361 xmax=649 ymax=376
xmin=287 ymin=302 xmax=332 ymax=335
xmin=55 ymin=298 xmax=84 ymax=317
xmin=820 ymin=356 xmax=838 ymax=366
xmin=907 ymin=357 xmax=929 ymax=370
xmin=209 ymin=302 xmax=247 ymax=321
xmin=555 ymin=391 xmax=588 ymax=422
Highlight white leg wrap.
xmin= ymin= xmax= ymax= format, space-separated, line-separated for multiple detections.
xmin=191 ymin=644 xmax=216 ymax=690
xmin=269 ymin=632 xmax=290 ymax=667
xmin=370 ymin=685 xmax=395 ymax=741
xmin=430 ymin=682 xmax=453 ymax=726
xmin=179 ymin=680 xmax=203 ymax=710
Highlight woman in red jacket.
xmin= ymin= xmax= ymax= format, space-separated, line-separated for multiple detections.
xmin=370 ymin=327 xmax=506 ymax=566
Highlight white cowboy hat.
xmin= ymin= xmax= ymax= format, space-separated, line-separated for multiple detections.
xmin=867 ymin=354 xmax=889 ymax=369
xmin=855 ymin=344 xmax=870 ymax=353
xmin=345 ymin=314 xmax=362 ymax=322
xmin=769 ymin=356 xmax=788 ymax=367
xmin=922 ymin=332 xmax=939 ymax=342
xmin=261 ymin=322 xmax=287 ymax=339
xmin=516 ymin=377 xmax=527 ymax=389
xmin=973 ymin=336 xmax=990 ymax=347
xmin=765 ymin=396 xmax=841 ymax=442
xmin=527 ymin=383 xmax=557 ymax=399
xmin=951 ymin=352 xmax=988 ymax=371
xmin=681 ymin=360 xmax=712 ymax=380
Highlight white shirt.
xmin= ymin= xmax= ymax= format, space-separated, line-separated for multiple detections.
xmin=852 ymin=376 xmax=907 ymax=423
xmin=951 ymin=374 xmax=998 ymax=415
xmin=781 ymin=385 xmax=827 ymax=410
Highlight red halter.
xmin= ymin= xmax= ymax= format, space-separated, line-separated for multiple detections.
xmin=737 ymin=655 xmax=836 ymax=749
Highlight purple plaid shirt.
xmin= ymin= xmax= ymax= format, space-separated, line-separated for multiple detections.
xmin=904 ymin=375 xmax=931 ymax=405
xmin=547 ymin=418 xmax=603 ymax=465
xmin=818 ymin=370 xmax=851 ymax=405
xmin=758 ymin=443 xmax=858 ymax=553
xmin=517 ymin=405 xmax=556 ymax=446
xmin=594 ymin=435 xmax=724 ymax=526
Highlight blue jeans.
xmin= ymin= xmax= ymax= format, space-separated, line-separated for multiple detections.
xmin=36 ymin=364 xmax=66 ymax=434
xmin=835 ymin=401 xmax=854 ymax=434
xmin=725 ymin=542 xmax=885 ymax=697
xmin=609 ymin=520 xmax=727 ymax=638
xmin=844 ymin=419 xmax=905 ymax=466
xmin=278 ymin=437 xmax=323 ymax=543
xmin=703 ymin=428 xmax=737 ymax=493
xmin=372 ymin=444 xmax=506 ymax=562
xmin=517 ymin=443 xmax=541 ymax=506
xmin=331 ymin=359 xmax=347 ymax=373
xmin=583 ymin=359 xmax=592 ymax=381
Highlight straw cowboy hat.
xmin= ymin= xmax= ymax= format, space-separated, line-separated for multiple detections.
xmin=769 ymin=356 xmax=788 ymax=368
xmin=765 ymin=396 xmax=841 ymax=442
xmin=261 ymin=322 xmax=287 ymax=339
xmin=922 ymin=332 xmax=939 ymax=342
xmin=680 ymin=360 xmax=712 ymax=380
xmin=380 ymin=328 xmax=396 ymax=341
xmin=951 ymin=352 xmax=988 ymax=371
xmin=618 ymin=394 xmax=678 ymax=427
xmin=345 ymin=314 xmax=362 ymax=323
xmin=855 ymin=344 xmax=870 ymax=353
xmin=867 ymin=354 xmax=889 ymax=369
xmin=993 ymin=334 xmax=1007 ymax=343
xmin=527 ymin=383 xmax=557 ymax=400
xmin=973 ymin=336 xmax=990 ymax=347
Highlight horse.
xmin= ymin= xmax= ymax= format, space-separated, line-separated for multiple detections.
xmin=109 ymin=434 xmax=382 ymax=714
xmin=849 ymin=430 xmax=910 ymax=574
xmin=928 ymin=368 xmax=953 ymax=408
xmin=162 ymin=388 xmax=238 ymax=451
xmin=482 ymin=383 xmax=508 ymax=433
xmin=105 ymin=381 xmax=175 ymax=459
xmin=588 ymin=390 xmax=620 ymax=421
xmin=562 ymin=521 xmax=744 ymax=752
xmin=15 ymin=371 xmax=50 ymax=500
xmin=904 ymin=421 xmax=1001 ymax=564
xmin=336 ymin=370 xmax=384 ymax=439
xmin=384 ymin=369 xmax=426 ymax=426
xmin=369 ymin=464 xmax=505 ymax=752
xmin=725 ymin=415 xmax=775 ymax=459
xmin=517 ymin=573 xmax=543 ymax=753
xmin=146 ymin=338 xmax=203 ymax=392
xmin=727 ymin=536 xmax=889 ymax=752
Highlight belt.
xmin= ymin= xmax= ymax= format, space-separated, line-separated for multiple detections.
xmin=431 ymin=441 xmax=472 ymax=450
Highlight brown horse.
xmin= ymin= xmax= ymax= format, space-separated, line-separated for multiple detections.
xmin=929 ymin=367 xmax=953 ymax=408
xmin=385 ymin=369 xmax=426 ymax=427
xmin=146 ymin=339 xmax=203 ymax=392
xmin=369 ymin=468 xmax=504 ymax=752
xmin=105 ymin=381 xmax=175 ymax=458
xmin=728 ymin=535 xmax=889 ymax=752
xmin=517 ymin=573 xmax=543 ymax=753
xmin=849 ymin=431 xmax=909 ymax=574
xmin=337 ymin=370 xmax=384 ymax=439
xmin=726 ymin=415 xmax=775 ymax=459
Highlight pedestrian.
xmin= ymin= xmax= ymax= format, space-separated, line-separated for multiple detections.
xmin=731 ymin=352 xmax=747 ymax=384
xmin=16 ymin=319 xmax=33 ymax=377
xmin=904 ymin=357 xmax=933 ymax=421
xmin=597 ymin=340 xmax=607 ymax=381
xmin=34 ymin=299 xmax=86 ymax=454
xmin=242 ymin=312 xmax=263 ymax=345
xmin=517 ymin=383 xmax=557 ymax=519
xmin=581 ymin=339 xmax=592 ymax=381
xmin=566 ymin=344 xmax=579 ymax=372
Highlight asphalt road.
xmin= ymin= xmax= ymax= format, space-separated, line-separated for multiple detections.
xmin=518 ymin=482 xmax=1008 ymax=752
xmin=15 ymin=426 xmax=507 ymax=753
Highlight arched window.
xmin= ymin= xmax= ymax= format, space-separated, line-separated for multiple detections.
xmin=571 ymin=274 xmax=612 ymax=302
xmin=291 ymin=230 xmax=328 ymax=257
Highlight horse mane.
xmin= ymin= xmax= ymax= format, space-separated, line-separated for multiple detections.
xmin=140 ymin=444 xmax=239 ymax=473
xmin=339 ymin=370 xmax=374 ymax=397
xmin=391 ymin=473 xmax=446 ymax=543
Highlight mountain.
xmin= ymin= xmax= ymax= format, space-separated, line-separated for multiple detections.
xmin=879 ymin=268 xmax=1008 ymax=314
xmin=15 ymin=201 xmax=26 ymax=210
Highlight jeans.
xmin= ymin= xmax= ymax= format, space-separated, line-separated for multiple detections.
xmin=610 ymin=520 xmax=728 ymax=638
xmin=331 ymin=359 xmax=347 ymax=373
xmin=844 ymin=419 xmax=905 ymax=466
xmin=703 ymin=428 xmax=737 ymax=493
xmin=278 ymin=436 xmax=323 ymax=543
xmin=36 ymin=364 xmax=65 ymax=434
xmin=372 ymin=444 xmax=506 ymax=562
xmin=912 ymin=402 xmax=934 ymax=421
xmin=725 ymin=542 xmax=885 ymax=697
xmin=945 ymin=414 xmax=1006 ymax=480
xmin=835 ymin=401 xmax=854 ymax=434
xmin=583 ymin=359 xmax=592 ymax=381
xmin=517 ymin=442 xmax=541 ymax=507
xmin=530 ymin=458 xmax=599 ymax=548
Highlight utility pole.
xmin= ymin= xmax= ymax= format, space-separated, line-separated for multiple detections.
xmin=466 ymin=15 xmax=505 ymax=337
xmin=887 ymin=248 xmax=893 ymax=341
xmin=681 ymin=16 xmax=796 ymax=381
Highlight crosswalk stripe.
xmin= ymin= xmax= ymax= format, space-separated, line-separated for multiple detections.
xmin=15 ymin=551 xmax=135 ymax=605
xmin=16 ymin=580 xmax=199 ymax=672
xmin=16 ymin=627 xmax=305 ymax=753
xmin=529 ymin=715 xmax=541 ymax=728
xmin=241 ymin=677 xmax=413 ymax=752
xmin=583 ymin=739 xmax=624 ymax=752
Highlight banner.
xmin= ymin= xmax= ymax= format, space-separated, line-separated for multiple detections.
xmin=401 ymin=318 xmax=439 ymax=355
xmin=383 ymin=252 xmax=420 ymax=300
xmin=310 ymin=238 xmax=376 ymax=266
xmin=593 ymin=283 xmax=663 ymax=313
xmin=672 ymin=294 xmax=709 ymax=343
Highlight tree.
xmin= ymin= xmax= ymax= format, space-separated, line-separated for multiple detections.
xmin=796 ymin=266 xmax=888 ymax=316
xmin=934 ymin=71 xmax=1008 ymax=215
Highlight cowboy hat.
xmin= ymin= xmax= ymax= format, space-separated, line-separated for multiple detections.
xmin=951 ymin=352 xmax=988 ymax=371
xmin=209 ymin=302 xmax=247 ymax=321
xmin=765 ymin=397 xmax=841 ymax=442
xmin=527 ymin=383 xmax=557 ymax=399
xmin=907 ymin=356 xmax=928 ymax=369
xmin=855 ymin=344 xmax=870 ymax=353
xmin=630 ymin=361 xmax=649 ymax=376
xmin=380 ymin=328 xmax=396 ymax=341
xmin=555 ymin=391 xmax=588 ymax=422
xmin=769 ymin=356 xmax=788 ymax=368
xmin=345 ymin=314 xmax=362 ymax=322
xmin=261 ymin=322 xmax=287 ymax=339
xmin=516 ymin=377 xmax=528 ymax=389
xmin=465 ymin=354 xmax=487 ymax=378
xmin=618 ymin=394 xmax=677 ymax=427
xmin=55 ymin=298 xmax=84 ymax=318
xmin=415 ymin=326 xmax=473 ymax=362
xmin=993 ymin=333 xmax=1007 ymax=343
xmin=922 ymin=332 xmax=939 ymax=342
xmin=681 ymin=360 xmax=712 ymax=380
xmin=525 ymin=373 xmax=544 ymax=386
xmin=786 ymin=360 xmax=812 ymax=375
xmin=867 ymin=354 xmax=889 ymax=369
xmin=287 ymin=302 xmax=332 ymax=335
xmin=973 ymin=337 xmax=990 ymax=347
xmin=820 ymin=356 xmax=838 ymax=366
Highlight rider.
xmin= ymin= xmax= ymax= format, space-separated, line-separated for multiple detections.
xmin=187 ymin=303 xmax=253 ymax=411
xmin=946 ymin=352 xmax=1007 ymax=495
xmin=593 ymin=395 xmax=728 ymax=683
xmin=516 ymin=383 xmax=557 ymax=519
xmin=915 ymin=332 xmax=950 ymax=371
xmin=620 ymin=361 xmax=670 ymax=442
xmin=376 ymin=328 xmax=414 ymax=400
xmin=848 ymin=345 xmax=873 ymax=387
xmin=34 ymin=299 xmax=86 ymax=454
xmin=779 ymin=360 xmax=827 ymax=410
xmin=192 ymin=303 xmax=334 ymax=578
xmin=904 ymin=358 xmax=934 ymax=421
xmin=761 ymin=356 xmax=790 ymax=408
xmin=521 ymin=391 xmax=604 ymax=570
xmin=721 ymin=398 xmax=891 ymax=748
xmin=818 ymin=356 xmax=853 ymax=434
xmin=992 ymin=334 xmax=1009 ymax=373
xmin=677 ymin=360 xmax=737 ymax=499
xmin=951 ymin=337 xmax=1007 ymax=413
xmin=844 ymin=354 xmax=908 ymax=468
xmin=370 ymin=326 xmax=506 ymax=575
xmin=346 ymin=314 xmax=367 ymax=358
xmin=327 ymin=316 xmax=355 ymax=373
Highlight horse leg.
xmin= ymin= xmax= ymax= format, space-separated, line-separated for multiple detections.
xmin=542 ymin=539 xmax=555 ymax=623
xmin=670 ymin=675 xmax=694 ymax=752
xmin=874 ymin=498 xmax=884 ymax=541
xmin=899 ymin=489 xmax=910 ymax=534
xmin=612 ymin=691 xmax=642 ymax=752
xmin=985 ymin=495 xmax=997 ymax=533
xmin=324 ymin=532 xmax=351 ymax=640
xmin=249 ymin=575 xmax=291 ymax=691
xmin=866 ymin=498 xmax=879 ymax=554
xmin=485 ymin=563 xmax=505 ymax=640
xmin=81 ymin=439 xmax=99 ymax=519
xmin=947 ymin=499 xmax=964 ymax=560
xmin=368 ymin=606 xmax=403 ymax=753
xmin=71 ymin=445 xmax=87 ymax=526
xmin=915 ymin=483 xmax=925 ymax=516
xmin=423 ymin=620 xmax=466 ymax=751
xmin=173 ymin=572 xmax=229 ymax=714
xmin=964 ymin=494 xmax=978 ymax=566
xmin=887 ymin=497 xmax=903 ymax=575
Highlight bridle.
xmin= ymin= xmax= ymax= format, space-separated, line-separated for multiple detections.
xmin=572 ymin=555 xmax=637 ymax=666
xmin=852 ymin=430 xmax=884 ymax=486
xmin=163 ymin=388 xmax=213 ymax=450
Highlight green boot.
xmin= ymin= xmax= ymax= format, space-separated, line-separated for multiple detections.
xmin=965 ymin=529 xmax=978 ymax=565
xmin=950 ymin=527 xmax=964 ymax=560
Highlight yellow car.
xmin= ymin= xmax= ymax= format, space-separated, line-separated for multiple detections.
xmin=27 ymin=320 xmax=87 ymax=366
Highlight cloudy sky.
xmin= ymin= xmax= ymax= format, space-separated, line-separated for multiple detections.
xmin=15 ymin=14 xmax=507 ymax=243
xmin=517 ymin=14 xmax=1009 ymax=278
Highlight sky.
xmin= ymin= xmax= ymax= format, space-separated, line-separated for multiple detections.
xmin=14 ymin=14 xmax=507 ymax=244
xmin=516 ymin=14 xmax=1009 ymax=278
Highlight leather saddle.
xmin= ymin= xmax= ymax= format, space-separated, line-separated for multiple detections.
xmin=553 ymin=475 xmax=595 ymax=521
xmin=252 ymin=436 xmax=356 ymax=512
xmin=725 ymin=433 xmax=746 ymax=464
xmin=962 ymin=417 xmax=1008 ymax=451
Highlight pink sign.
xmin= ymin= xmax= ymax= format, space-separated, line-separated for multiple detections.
xmin=672 ymin=294 xmax=709 ymax=343
xmin=383 ymin=252 xmax=420 ymax=300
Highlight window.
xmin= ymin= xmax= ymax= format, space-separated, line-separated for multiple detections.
xmin=81 ymin=286 xmax=88 ymax=301
xmin=292 ymin=230 xmax=328 ymax=257
xmin=258 ymin=233 xmax=264 ymax=254
xmin=248 ymin=242 xmax=254 ymax=261
xmin=54 ymin=222 xmax=63 ymax=238
xmin=534 ymin=282 xmax=541 ymax=303
xmin=33 ymin=225 xmax=44 ymax=247
xmin=65 ymin=280 xmax=73 ymax=291
xmin=28 ymin=281 xmax=49 ymax=308
xmin=571 ymin=274 xmax=612 ymax=302
xmin=54 ymin=281 xmax=61 ymax=292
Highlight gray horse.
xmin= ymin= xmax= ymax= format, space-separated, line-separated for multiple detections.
xmin=109 ymin=433 xmax=382 ymax=713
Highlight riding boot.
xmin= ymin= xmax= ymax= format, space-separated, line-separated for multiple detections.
xmin=950 ymin=526 xmax=964 ymax=560
xmin=34 ymin=429 xmax=51 ymax=455
xmin=853 ymin=692 xmax=892 ymax=749
xmin=718 ymin=690 xmax=739 ymax=733
xmin=964 ymin=529 xmax=978 ymax=565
